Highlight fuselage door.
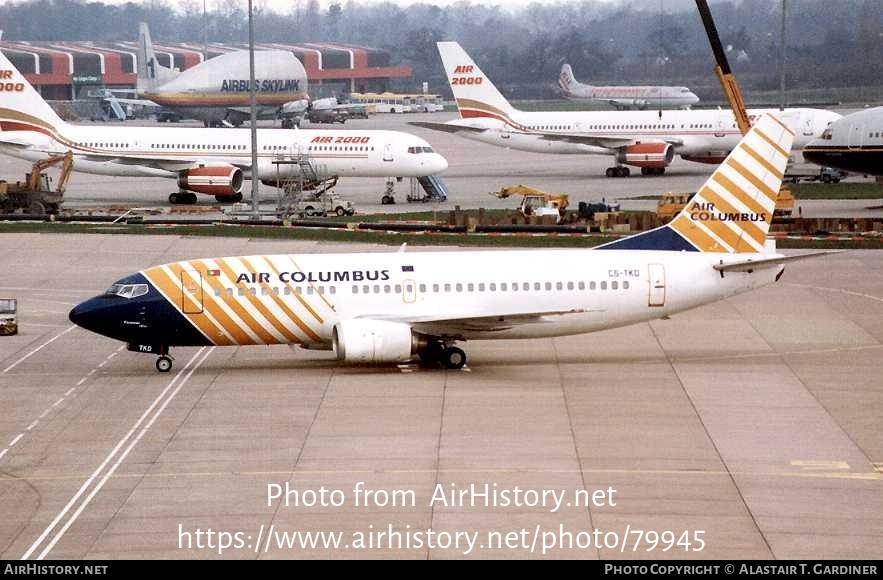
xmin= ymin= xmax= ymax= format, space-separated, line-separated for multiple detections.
xmin=180 ymin=270 xmax=204 ymax=314
xmin=848 ymin=123 xmax=864 ymax=150
xmin=383 ymin=143 xmax=394 ymax=162
xmin=647 ymin=263 xmax=665 ymax=307
xmin=402 ymin=279 xmax=417 ymax=304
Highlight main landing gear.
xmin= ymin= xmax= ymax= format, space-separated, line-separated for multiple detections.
xmin=169 ymin=191 xmax=197 ymax=204
xmin=605 ymin=166 xmax=630 ymax=178
xmin=380 ymin=177 xmax=401 ymax=205
xmin=418 ymin=341 xmax=467 ymax=370
xmin=215 ymin=193 xmax=243 ymax=203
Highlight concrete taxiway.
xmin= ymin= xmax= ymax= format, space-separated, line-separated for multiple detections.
xmin=0 ymin=234 xmax=881 ymax=559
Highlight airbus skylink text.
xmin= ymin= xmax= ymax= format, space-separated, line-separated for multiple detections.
xmin=268 ymin=482 xmax=617 ymax=513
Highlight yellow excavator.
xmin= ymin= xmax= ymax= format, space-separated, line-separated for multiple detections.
xmin=0 ymin=151 xmax=73 ymax=215
xmin=491 ymin=184 xmax=570 ymax=222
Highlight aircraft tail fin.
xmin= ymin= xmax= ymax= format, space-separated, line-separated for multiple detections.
xmin=137 ymin=22 xmax=175 ymax=93
xmin=598 ymin=113 xmax=794 ymax=254
xmin=558 ymin=64 xmax=580 ymax=96
xmin=436 ymin=41 xmax=517 ymax=121
xmin=0 ymin=49 xmax=67 ymax=132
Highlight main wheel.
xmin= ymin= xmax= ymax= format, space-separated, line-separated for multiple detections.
xmin=381 ymin=195 xmax=395 ymax=205
xmin=156 ymin=355 xmax=172 ymax=373
xmin=441 ymin=347 xmax=467 ymax=370
xmin=605 ymin=167 xmax=616 ymax=178
xmin=169 ymin=192 xmax=181 ymax=204
xmin=183 ymin=192 xmax=198 ymax=204
xmin=619 ymin=167 xmax=631 ymax=177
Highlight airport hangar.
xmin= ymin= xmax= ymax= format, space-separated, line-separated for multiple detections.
xmin=0 ymin=39 xmax=411 ymax=101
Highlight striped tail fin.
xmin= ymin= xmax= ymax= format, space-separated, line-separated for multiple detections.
xmin=436 ymin=41 xmax=518 ymax=121
xmin=598 ymin=113 xmax=794 ymax=253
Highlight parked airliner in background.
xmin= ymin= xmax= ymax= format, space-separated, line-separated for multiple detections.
xmin=0 ymin=51 xmax=447 ymax=204
xmin=558 ymin=64 xmax=699 ymax=110
xmin=113 ymin=23 xmax=309 ymax=128
xmin=413 ymin=42 xmax=840 ymax=177
xmin=802 ymin=106 xmax=883 ymax=176
xmin=69 ymin=114 xmax=832 ymax=373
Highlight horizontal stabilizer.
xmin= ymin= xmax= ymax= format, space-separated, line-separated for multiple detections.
xmin=409 ymin=121 xmax=487 ymax=134
xmin=713 ymin=251 xmax=840 ymax=273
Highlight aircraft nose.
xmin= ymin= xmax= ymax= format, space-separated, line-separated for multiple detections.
xmin=69 ymin=299 xmax=99 ymax=332
xmin=431 ymin=154 xmax=448 ymax=174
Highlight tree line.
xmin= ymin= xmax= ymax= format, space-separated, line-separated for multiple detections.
xmin=1 ymin=0 xmax=881 ymax=101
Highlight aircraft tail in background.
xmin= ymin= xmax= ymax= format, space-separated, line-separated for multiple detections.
xmin=137 ymin=22 xmax=177 ymax=93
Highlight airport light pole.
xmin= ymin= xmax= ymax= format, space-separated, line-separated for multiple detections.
xmin=778 ymin=0 xmax=787 ymax=111
xmin=248 ymin=0 xmax=260 ymax=220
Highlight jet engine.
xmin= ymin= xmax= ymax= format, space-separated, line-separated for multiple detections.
xmin=616 ymin=142 xmax=674 ymax=169
xmin=332 ymin=319 xmax=428 ymax=363
xmin=177 ymin=165 xmax=243 ymax=197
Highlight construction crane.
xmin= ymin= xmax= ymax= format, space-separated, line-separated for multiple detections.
xmin=491 ymin=184 xmax=570 ymax=222
xmin=695 ymin=0 xmax=751 ymax=135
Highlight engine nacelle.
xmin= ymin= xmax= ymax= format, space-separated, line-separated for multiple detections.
xmin=177 ymin=165 xmax=243 ymax=197
xmin=332 ymin=319 xmax=425 ymax=363
xmin=616 ymin=142 xmax=674 ymax=169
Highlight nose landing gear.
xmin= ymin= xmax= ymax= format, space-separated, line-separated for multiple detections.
xmin=155 ymin=355 xmax=173 ymax=373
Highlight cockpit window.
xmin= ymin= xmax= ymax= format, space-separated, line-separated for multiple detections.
xmin=407 ymin=146 xmax=434 ymax=154
xmin=104 ymin=283 xmax=148 ymax=299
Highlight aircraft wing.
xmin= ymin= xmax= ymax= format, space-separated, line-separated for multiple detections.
xmin=408 ymin=121 xmax=489 ymax=135
xmin=106 ymin=96 xmax=161 ymax=108
xmin=77 ymin=153 xmax=252 ymax=173
xmin=713 ymin=251 xmax=841 ymax=273
xmin=364 ymin=308 xmax=600 ymax=337
xmin=535 ymin=131 xmax=684 ymax=149
xmin=0 ymin=133 xmax=33 ymax=148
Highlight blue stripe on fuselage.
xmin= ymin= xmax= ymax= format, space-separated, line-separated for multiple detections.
xmin=594 ymin=225 xmax=699 ymax=251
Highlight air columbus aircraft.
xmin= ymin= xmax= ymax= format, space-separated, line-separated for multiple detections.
xmin=412 ymin=42 xmax=840 ymax=178
xmin=69 ymin=113 xmax=832 ymax=372
xmin=557 ymin=64 xmax=700 ymax=110
xmin=0 ymin=51 xmax=447 ymax=205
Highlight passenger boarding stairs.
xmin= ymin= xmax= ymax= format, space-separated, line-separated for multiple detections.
xmin=408 ymin=175 xmax=449 ymax=202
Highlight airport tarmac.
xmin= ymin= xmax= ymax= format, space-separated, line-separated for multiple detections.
xmin=1 ymin=111 xmax=881 ymax=219
xmin=0 ymin=234 xmax=881 ymax=560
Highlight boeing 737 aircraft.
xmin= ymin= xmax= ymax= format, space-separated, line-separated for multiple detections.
xmin=0 ymin=52 xmax=447 ymax=204
xmin=413 ymin=42 xmax=840 ymax=177
xmin=558 ymin=64 xmax=699 ymax=110
xmin=802 ymin=106 xmax=883 ymax=176
xmin=69 ymin=114 xmax=832 ymax=373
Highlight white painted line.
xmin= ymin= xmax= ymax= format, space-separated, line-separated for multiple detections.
xmin=26 ymin=421 xmax=38 ymax=431
xmin=97 ymin=361 xmax=107 ymax=368
xmin=21 ymin=347 xmax=212 ymax=561
xmin=51 ymin=398 xmax=65 ymax=408
xmin=86 ymin=369 xmax=96 ymax=376
xmin=9 ymin=434 xmax=23 ymax=448
xmin=2 ymin=326 xmax=76 ymax=375
xmin=34 ymin=347 xmax=214 ymax=560
xmin=38 ymin=409 xmax=49 ymax=419
xmin=64 ymin=388 xmax=75 ymax=397
xmin=76 ymin=378 xmax=86 ymax=386
xmin=0 ymin=449 xmax=7 ymax=460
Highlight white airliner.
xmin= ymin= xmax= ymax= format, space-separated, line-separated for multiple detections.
xmin=0 ymin=51 xmax=447 ymax=204
xmin=558 ymin=64 xmax=700 ymax=110
xmin=69 ymin=113 xmax=832 ymax=373
xmin=412 ymin=42 xmax=840 ymax=178
xmin=803 ymin=106 xmax=883 ymax=177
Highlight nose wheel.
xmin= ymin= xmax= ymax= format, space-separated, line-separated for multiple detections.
xmin=156 ymin=355 xmax=173 ymax=373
